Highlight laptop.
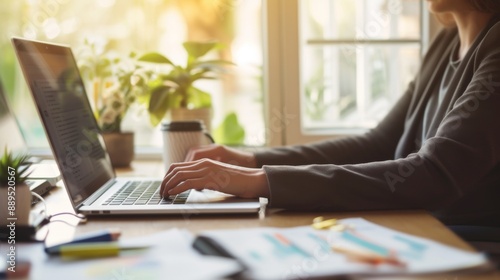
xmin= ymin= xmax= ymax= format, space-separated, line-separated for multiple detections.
xmin=0 ymin=77 xmax=60 ymax=201
xmin=12 ymin=37 xmax=261 ymax=215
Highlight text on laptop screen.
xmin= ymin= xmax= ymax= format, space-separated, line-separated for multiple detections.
xmin=13 ymin=38 xmax=114 ymax=206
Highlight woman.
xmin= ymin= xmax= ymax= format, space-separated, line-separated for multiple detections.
xmin=161 ymin=0 xmax=500 ymax=227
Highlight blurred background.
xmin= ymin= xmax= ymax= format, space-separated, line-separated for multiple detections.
xmin=0 ymin=0 xmax=432 ymax=153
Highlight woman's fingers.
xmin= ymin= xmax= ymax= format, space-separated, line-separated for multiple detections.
xmin=162 ymin=167 xmax=210 ymax=197
xmin=164 ymin=159 xmax=205 ymax=182
xmin=165 ymin=177 xmax=204 ymax=196
xmin=184 ymin=144 xmax=221 ymax=162
xmin=161 ymin=159 xmax=220 ymax=196
xmin=183 ymin=144 xmax=258 ymax=168
xmin=160 ymin=158 xmax=270 ymax=199
xmin=160 ymin=159 xmax=234 ymax=197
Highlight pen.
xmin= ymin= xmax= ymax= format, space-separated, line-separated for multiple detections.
xmin=44 ymin=229 xmax=121 ymax=254
xmin=67 ymin=228 xmax=121 ymax=244
xmin=45 ymin=242 xmax=147 ymax=259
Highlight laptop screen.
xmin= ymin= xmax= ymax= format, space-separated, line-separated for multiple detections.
xmin=12 ymin=38 xmax=114 ymax=206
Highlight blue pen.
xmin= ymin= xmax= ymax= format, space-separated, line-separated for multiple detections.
xmin=44 ymin=229 xmax=121 ymax=254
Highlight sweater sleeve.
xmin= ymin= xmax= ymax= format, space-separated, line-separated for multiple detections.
xmin=264 ymin=25 xmax=500 ymax=211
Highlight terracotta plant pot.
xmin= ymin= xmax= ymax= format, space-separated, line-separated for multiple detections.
xmin=102 ymin=132 xmax=135 ymax=167
xmin=0 ymin=183 xmax=32 ymax=226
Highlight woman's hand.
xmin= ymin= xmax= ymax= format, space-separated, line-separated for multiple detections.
xmin=184 ymin=144 xmax=258 ymax=168
xmin=160 ymin=158 xmax=270 ymax=198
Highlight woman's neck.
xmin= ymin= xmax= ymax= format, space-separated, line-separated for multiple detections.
xmin=452 ymin=12 xmax=494 ymax=60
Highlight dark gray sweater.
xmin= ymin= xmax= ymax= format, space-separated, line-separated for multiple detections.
xmin=255 ymin=16 xmax=500 ymax=226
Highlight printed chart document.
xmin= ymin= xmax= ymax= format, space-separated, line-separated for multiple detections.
xmin=16 ymin=228 xmax=241 ymax=280
xmin=196 ymin=218 xmax=491 ymax=279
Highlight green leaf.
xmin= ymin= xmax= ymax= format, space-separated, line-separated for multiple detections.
xmin=148 ymin=86 xmax=172 ymax=127
xmin=0 ymin=147 xmax=32 ymax=185
xmin=138 ymin=52 xmax=174 ymax=65
xmin=188 ymin=60 xmax=234 ymax=74
xmin=183 ymin=42 xmax=219 ymax=59
xmin=188 ymin=87 xmax=212 ymax=108
xmin=189 ymin=69 xmax=213 ymax=83
xmin=135 ymin=90 xmax=150 ymax=105
xmin=191 ymin=60 xmax=234 ymax=68
xmin=213 ymin=112 xmax=245 ymax=145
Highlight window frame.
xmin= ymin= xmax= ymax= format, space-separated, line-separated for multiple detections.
xmin=264 ymin=0 xmax=431 ymax=146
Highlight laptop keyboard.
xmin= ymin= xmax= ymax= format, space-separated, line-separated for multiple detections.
xmin=101 ymin=181 xmax=190 ymax=206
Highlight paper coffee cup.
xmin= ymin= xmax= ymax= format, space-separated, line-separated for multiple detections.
xmin=161 ymin=121 xmax=214 ymax=171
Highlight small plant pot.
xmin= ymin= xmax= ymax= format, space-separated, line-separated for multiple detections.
xmin=0 ymin=183 xmax=32 ymax=226
xmin=102 ymin=132 xmax=135 ymax=167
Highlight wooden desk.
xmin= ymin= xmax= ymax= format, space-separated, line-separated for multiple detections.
xmin=35 ymin=160 xmax=500 ymax=279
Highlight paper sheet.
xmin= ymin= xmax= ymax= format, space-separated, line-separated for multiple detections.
xmin=200 ymin=218 xmax=490 ymax=279
xmin=15 ymin=228 xmax=241 ymax=280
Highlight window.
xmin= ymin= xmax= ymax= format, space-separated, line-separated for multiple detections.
xmin=265 ymin=0 xmax=429 ymax=146
xmin=1 ymin=0 xmax=433 ymax=152
xmin=0 ymin=0 xmax=265 ymax=154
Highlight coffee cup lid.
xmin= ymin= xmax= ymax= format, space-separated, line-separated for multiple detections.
xmin=161 ymin=120 xmax=205 ymax=132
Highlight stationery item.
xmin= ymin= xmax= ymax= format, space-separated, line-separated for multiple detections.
xmin=161 ymin=121 xmax=214 ymax=171
xmin=17 ymin=228 xmax=242 ymax=280
xmin=194 ymin=218 xmax=491 ymax=279
xmin=312 ymin=216 xmax=350 ymax=232
xmin=45 ymin=229 xmax=124 ymax=257
xmin=44 ymin=229 xmax=122 ymax=255
xmin=59 ymin=229 xmax=121 ymax=245
xmin=45 ymin=242 xmax=148 ymax=258
xmin=311 ymin=216 xmax=338 ymax=230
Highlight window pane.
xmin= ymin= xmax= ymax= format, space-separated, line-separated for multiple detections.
xmin=300 ymin=0 xmax=422 ymax=133
xmin=303 ymin=0 xmax=421 ymax=40
xmin=302 ymin=44 xmax=420 ymax=130
xmin=0 ymin=0 xmax=265 ymax=148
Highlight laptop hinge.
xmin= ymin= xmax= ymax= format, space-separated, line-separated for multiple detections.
xmin=80 ymin=179 xmax=116 ymax=207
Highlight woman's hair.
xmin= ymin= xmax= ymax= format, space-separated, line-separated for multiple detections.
xmin=469 ymin=0 xmax=500 ymax=13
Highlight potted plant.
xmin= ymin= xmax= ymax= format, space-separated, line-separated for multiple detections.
xmin=78 ymin=40 xmax=147 ymax=167
xmin=0 ymin=148 xmax=32 ymax=226
xmin=137 ymin=41 xmax=233 ymax=131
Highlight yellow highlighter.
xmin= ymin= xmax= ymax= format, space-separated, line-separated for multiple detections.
xmin=45 ymin=242 xmax=147 ymax=259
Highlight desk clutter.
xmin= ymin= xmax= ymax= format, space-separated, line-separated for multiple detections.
xmin=5 ymin=228 xmax=240 ymax=280
xmin=196 ymin=218 xmax=492 ymax=279
xmin=2 ymin=218 xmax=493 ymax=280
